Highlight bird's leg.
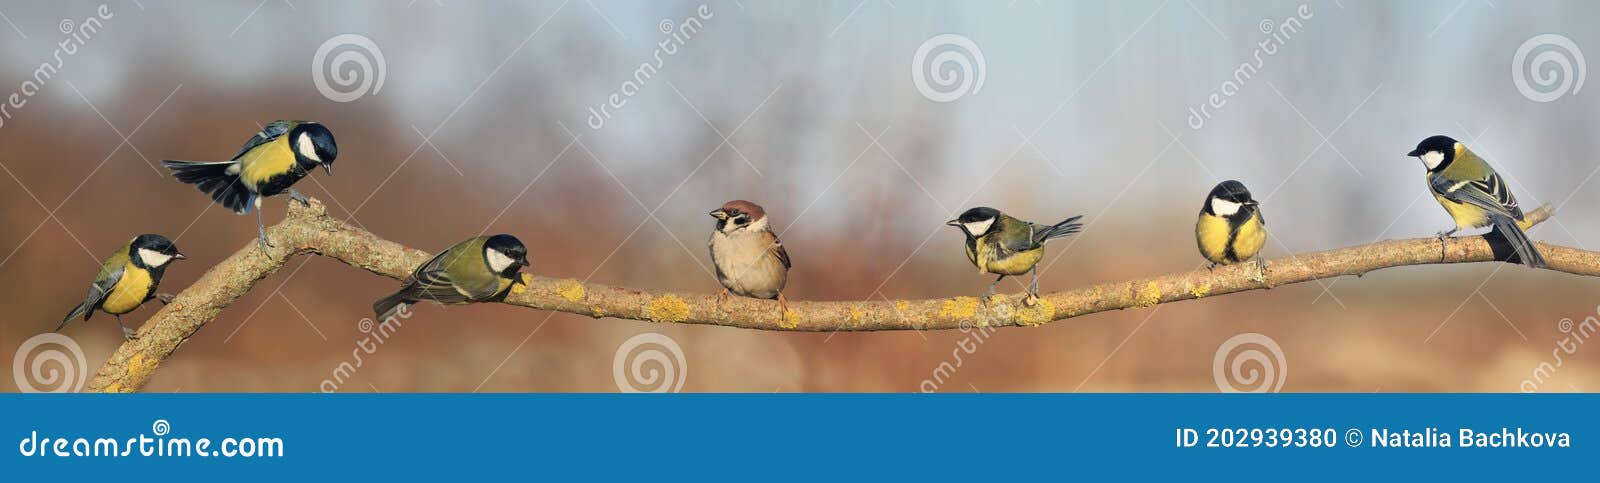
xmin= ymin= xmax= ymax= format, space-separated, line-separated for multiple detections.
xmin=156 ymin=293 xmax=176 ymax=305
xmin=255 ymin=207 xmax=275 ymax=258
xmin=116 ymin=315 xmax=137 ymax=341
xmin=984 ymin=275 xmax=1006 ymax=303
xmin=1207 ymin=262 xmax=1217 ymax=272
xmin=1435 ymin=228 xmax=1458 ymax=261
xmin=1253 ymin=257 xmax=1270 ymax=285
xmin=715 ymin=288 xmax=731 ymax=308
xmin=1023 ymin=268 xmax=1041 ymax=307
xmin=287 ymin=189 xmax=311 ymax=206
xmin=777 ymin=292 xmax=790 ymax=315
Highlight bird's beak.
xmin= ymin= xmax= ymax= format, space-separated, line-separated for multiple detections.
xmin=323 ymin=164 xmax=334 ymax=176
xmin=710 ymin=210 xmax=727 ymax=220
xmin=173 ymin=252 xmax=187 ymax=260
xmin=945 ymin=219 xmax=960 ymax=227
xmin=1244 ymin=200 xmax=1259 ymax=207
xmin=1406 ymin=148 xmax=1425 ymax=157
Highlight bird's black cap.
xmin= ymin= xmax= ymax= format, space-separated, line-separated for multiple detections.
xmin=1408 ymin=135 xmax=1456 ymax=157
xmin=1207 ymin=180 xmax=1256 ymax=204
xmin=485 ymin=234 xmax=529 ymax=268
xmin=952 ymin=207 xmax=1000 ymax=224
xmin=131 ymin=234 xmax=183 ymax=257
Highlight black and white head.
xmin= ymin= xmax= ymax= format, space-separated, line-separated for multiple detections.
xmin=291 ymin=122 xmax=339 ymax=175
xmin=1406 ymin=135 xmax=1458 ymax=172
xmin=482 ymin=234 xmax=530 ymax=278
xmin=130 ymin=234 xmax=185 ymax=269
xmin=709 ymin=200 xmax=770 ymax=235
xmin=946 ymin=207 xmax=1002 ymax=238
xmin=1203 ymin=180 xmax=1258 ymax=218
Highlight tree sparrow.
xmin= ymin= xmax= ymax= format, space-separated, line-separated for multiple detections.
xmin=708 ymin=200 xmax=791 ymax=312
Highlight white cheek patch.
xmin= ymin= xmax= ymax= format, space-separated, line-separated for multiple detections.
xmin=296 ymin=134 xmax=322 ymax=162
xmin=1420 ymin=151 xmax=1445 ymax=170
xmin=747 ymin=216 xmax=769 ymax=233
xmin=1210 ymin=198 xmax=1243 ymax=216
xmin=962 ymin=218 xmax=995 ymax=236
xmin=137 ymin=248 xmax=174 ymax=267
xmin=486 ymin=249 xmax=517 ymax=272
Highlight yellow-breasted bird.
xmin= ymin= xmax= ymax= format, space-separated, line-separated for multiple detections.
xmin=947 ymin=207 xmax=1083 ymax=305
xmin=163 ymin=120 xmax=338 ymax=255
xmin=372 ymin=234 xmax=529 ymax=321
xmin=1195 ymin=180 xmax=1266 ymax=269
xmin=1406 ymin=135 xmax=1546 ymax=268
xmin=57 ymin=234 xmax=186 ymax=340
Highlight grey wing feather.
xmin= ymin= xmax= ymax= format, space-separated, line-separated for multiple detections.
xmin=1431 ymin=173 xmax=1520 ymax=221
xmin=402 ymin=250 xmax=474 ymax=304
xmin=57 ymin=268 xmax=122 ymax=330
xmin=231 ymin=121 xmax=292 ymax=160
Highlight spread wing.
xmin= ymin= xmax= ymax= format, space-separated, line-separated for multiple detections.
xmin=231 ymin=121 xmax=293 ymax=161
xmin=1431 ymin=171 xmax=1523 ymax=221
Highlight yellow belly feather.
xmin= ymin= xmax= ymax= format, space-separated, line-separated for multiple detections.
xmin=101 ymin=264 xmax=153 ymax=315
xmin=1196 ymin=214 xmax=1232 ymax=264
xmin=1230 ymin=214 xmax=1266 ymax=262
xmin=1433 ymin=194 xmax=1489 ymax=230
xmin=975 ymin=241 xmax=1044 ymax=276
xmin=239 ymin=135 xmax=297 ymax=190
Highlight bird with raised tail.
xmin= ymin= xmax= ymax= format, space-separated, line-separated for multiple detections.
xmin=708 ymin=200 xmax=792 ymax=313
xmin=947 ymin=207 xmax=1083 ymax=306
xmin=163 ymin=120 xmax=338 ymax=257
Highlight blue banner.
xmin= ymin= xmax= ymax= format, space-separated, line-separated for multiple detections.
xmin=0 ymin=394 xmax=1590 ymax=479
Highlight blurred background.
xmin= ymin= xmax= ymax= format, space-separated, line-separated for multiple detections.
xmin=3 ymin=0 xmax=1598 ymax=392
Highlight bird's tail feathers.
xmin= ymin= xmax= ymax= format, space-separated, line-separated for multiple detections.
xmin=162 ymin=160 xmax=252 ymax=214
xmin=56 ymin=300 xmax=93 ymax=332
xmin=373 ymin=289 xmax=413 ymax=323
xmin=1037 ymin=215 xmax=1085 ymax=243
xmin=1491 ymin=216 xmax=1547 ymax=269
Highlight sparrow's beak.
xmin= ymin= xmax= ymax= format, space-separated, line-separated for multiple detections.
xmin=710 ymin=210 xmax=728 ymax=220
xmin=323 ymin=164 xmax=334 ymax=176
xmin=173 ymin=252 xmax=187 ymax=260
xmin=945 ymin=219 xmax=960 ymax=227
xmin=1406 ymin=148 xmax=1425 ymax=157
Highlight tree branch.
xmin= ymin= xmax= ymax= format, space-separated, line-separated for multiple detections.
xmin=86 ymin=199 xmax=1593 ymax=392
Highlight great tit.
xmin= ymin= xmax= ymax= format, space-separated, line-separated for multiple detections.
xmin=708 ymin=200 xmax=791 ymax=312
xmin=372 ymin=234 xmax=530 ymax=321
xmin=57 ymin=234 xmax=186 ymax=340
xmin=1407 ymin=135 xmax=1546 ymax=268
xmin=1195 ymin=180 xmax=1266 ymax=269
xmin=163 ymin=120 xmax=338 ymax=256
xmin=947 ymin=207 xmax=1083 ymax=305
